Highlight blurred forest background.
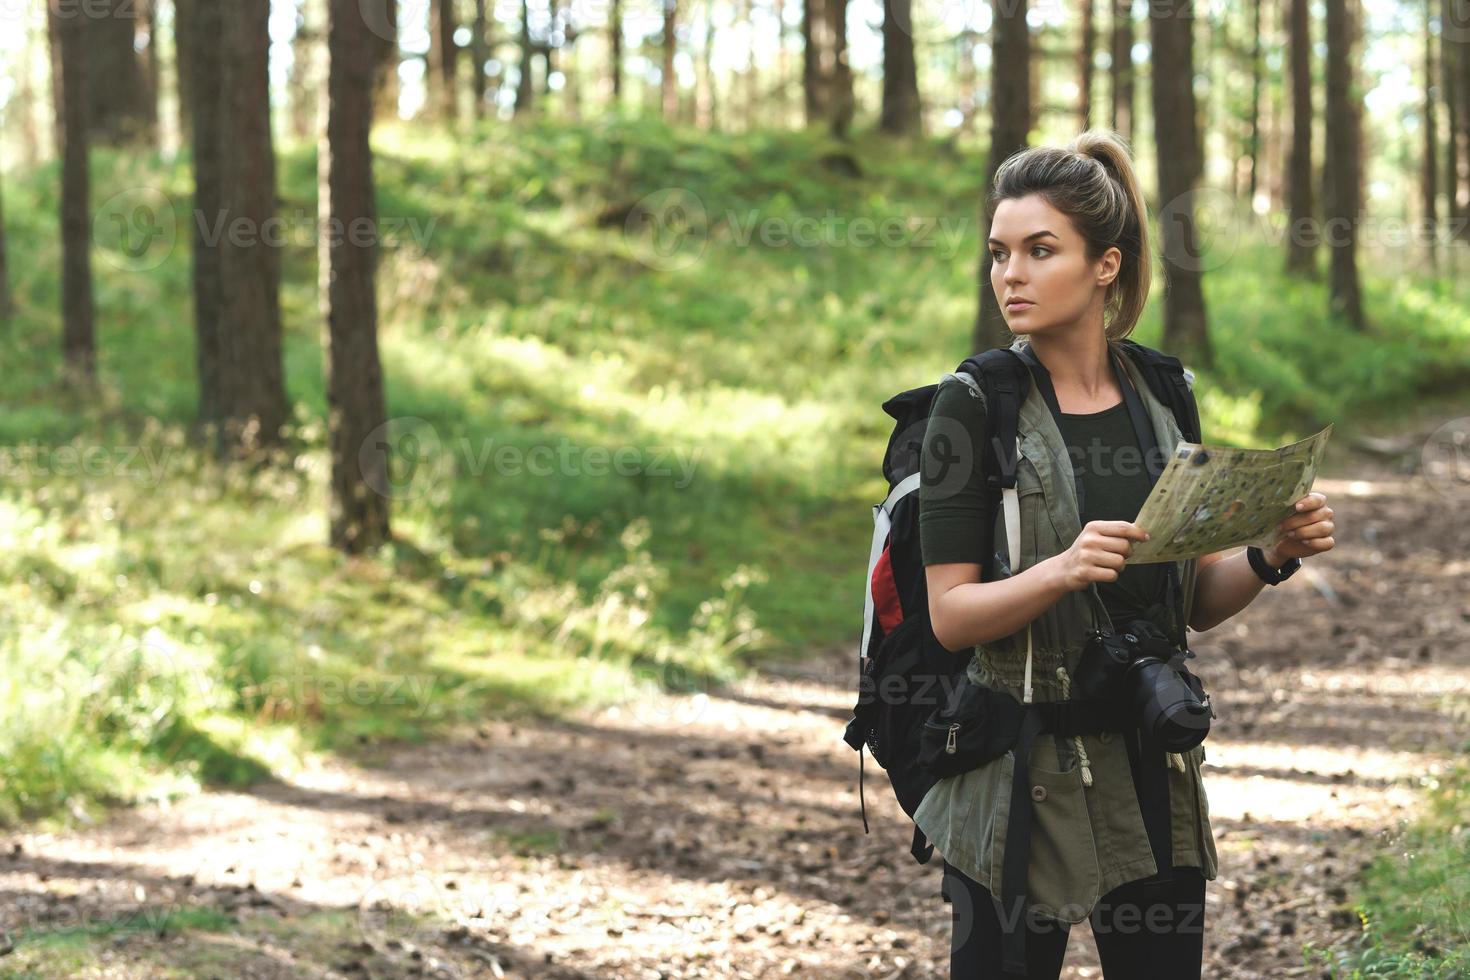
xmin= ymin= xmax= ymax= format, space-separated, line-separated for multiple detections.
xmin=0 ymin=0 xmax=1466 ymax=976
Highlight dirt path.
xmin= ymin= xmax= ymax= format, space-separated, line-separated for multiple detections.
xmin=2 ymin=446 xmax=1467 ymax=978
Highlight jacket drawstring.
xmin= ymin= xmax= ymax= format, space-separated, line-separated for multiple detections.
xmin=1054 ymin=666 xmax=1093 ymax=788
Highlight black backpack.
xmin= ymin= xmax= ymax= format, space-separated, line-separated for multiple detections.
xmin=841 ymin=339 xmax=1200 ymax=866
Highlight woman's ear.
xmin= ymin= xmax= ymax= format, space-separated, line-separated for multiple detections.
xmin=1096 ymin=246 xmax=1122 ymax=287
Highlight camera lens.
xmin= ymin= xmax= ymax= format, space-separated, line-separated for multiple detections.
xmin=1125 ymin=656 xmax=1211 ymax=751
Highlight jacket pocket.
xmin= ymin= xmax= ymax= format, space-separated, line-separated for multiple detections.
xmin=988 ymin=746 xmax=1101 ymax=924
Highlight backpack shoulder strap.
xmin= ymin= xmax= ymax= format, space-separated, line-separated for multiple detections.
xmin=946 ymin=348 xmax=1031 ymax=591
xmin=1114 ymin=339 xmax=1201 ymax=443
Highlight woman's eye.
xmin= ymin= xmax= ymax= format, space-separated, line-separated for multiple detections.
xmin=991 ymin=250 xmax=1006 ymax=261
xmin=1032 ymin=247 xmax=1051 ymax=258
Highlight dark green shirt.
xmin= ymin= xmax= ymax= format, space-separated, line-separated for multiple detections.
xmin=918 ymin=377 xmax=1167 ymax=627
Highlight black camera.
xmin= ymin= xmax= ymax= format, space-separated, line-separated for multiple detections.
xmin=1073 ymin=619 xmax=1214 ymax=752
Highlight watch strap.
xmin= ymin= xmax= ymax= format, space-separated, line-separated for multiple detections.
xmin=1247 ymin=545 xmax=1301 ymax=585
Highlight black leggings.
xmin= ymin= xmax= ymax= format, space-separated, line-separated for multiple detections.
xmin=940 ymin=859 xmax=1207 ymax=979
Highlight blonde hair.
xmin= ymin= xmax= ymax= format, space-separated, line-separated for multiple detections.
xmin=987 ymin=129 xmax=1153 ymax=341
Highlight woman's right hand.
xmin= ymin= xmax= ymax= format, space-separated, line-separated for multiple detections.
xmin=1050 ymin=520 xmax=1150 ymax=592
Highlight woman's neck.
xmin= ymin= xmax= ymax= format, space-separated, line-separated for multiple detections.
xmin=1023 ymin=332 xmax=1118 ymax=404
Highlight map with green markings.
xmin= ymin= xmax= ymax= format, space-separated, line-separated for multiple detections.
xmin=1126 ymin=423 xmax=1335 ymax=564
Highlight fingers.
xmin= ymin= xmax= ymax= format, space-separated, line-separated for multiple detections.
xmin=1280 ymin=504 xmax=1333 ymax=535
xmin=1088 ymin=520 xmax=1150 ymax=541
xmin=1283 ymin=515 xmax=1334 ymax=539
xmin=1293 ymin=492 xmax=1326 ymax=512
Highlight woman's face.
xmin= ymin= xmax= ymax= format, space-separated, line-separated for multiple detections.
xmin=987 ymin=193 xmax=1119 ymax=338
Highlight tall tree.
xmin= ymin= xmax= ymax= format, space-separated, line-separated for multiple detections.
xmin=83 ymin=0 xmax=155 ymax=145
xmin=1109 ymin=0 xmax=1134 ymax=144
xmin=662 ymin=0 xmax=678 ymax=120
xmin=1447 ymin=0 xmax=1468 ymax=241
xmin=370 ymin=0 xmax=400 ymax=119
xmin=516 ymin=0 xmax=536 ymax=114
xmin=140 ymin=0 xmax=161 ymax=137
xmin=1150 ymin=0 xmax=1212 ymax=367
xmin=50 ymin=0 xmax=97 ymax=384
xmin=288 ymin=0 xmax=323 ymax=141
xmin=472 ymin=0 xmax=490 ymax=118
xmin=973 ymin=0 xmax=1032 ymax=354
xmin=216 ymin=0 xmax=289 ymax=453
xmin=827 ymin=0 xmax=854 ymax=137
xmin=1246 ymin=0 xmax=1263 ymax=200
xmin=610 ymin=0 xmax=624 ymax=104
xmin=1285 ymin=0 xmax=1316 ymax=276
xmin=184 ymin=0 xmax=289 ymax=452
xmin=431 ymin=0 xmax=460 ymax=119
xmin=175 ymin=0 xmax=196 ymax=140
xmin=802 ymin=0 xmax=829 ymax=127
xmin=880 ymin=0 xmax=920 ymax=135
xmin=184 ymin=0 xmax=223 ymax=425
xmin=1424 ymin=0 xmax=1439 ymax=270
xmin=1078 ymin=0 xmax=1095 ymax=129
xmin=321 ymin=0 xmax=392 ymax=551
xmin=1324 ymin=0 xmax=1365 ymax=328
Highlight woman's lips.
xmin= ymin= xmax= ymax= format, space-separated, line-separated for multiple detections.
xmin=1006 ymin=301 xmax=1035 ymax=312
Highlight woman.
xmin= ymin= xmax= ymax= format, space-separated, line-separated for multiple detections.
xmin=913 ymin=129 xmax=1336 ymax=978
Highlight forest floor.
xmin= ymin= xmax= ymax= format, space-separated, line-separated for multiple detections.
xmin=1 ymin=415 xmax=1468 ymax=978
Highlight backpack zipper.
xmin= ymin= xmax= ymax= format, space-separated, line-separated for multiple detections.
xmin=945 ymin=723 xmax=960 ymax=754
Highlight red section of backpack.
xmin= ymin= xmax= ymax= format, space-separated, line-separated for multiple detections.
xmin=871 ymin=544 xmax=904 ymax=633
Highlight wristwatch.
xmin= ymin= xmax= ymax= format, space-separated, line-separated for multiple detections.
xmin=1247 ymin=545 xmax=1301 ymax=585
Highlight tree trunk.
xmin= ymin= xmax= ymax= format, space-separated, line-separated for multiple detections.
xmin=216 ymin=0 xmax=289 ymax=454
xmin=662 ymin=0 xmax=678 ymax=121
xmin=827 ymin=0 xmax=853 ymax=137
xmin=288 ymin=0 xmax=322 ymax=141
xmin=81 ymin=0 xmax=154 ymax=145
xmin=140 ymin=0 xmax=161 ymax=137
xmin=1150 ymin=0 xmax=1212 ymax=367
xmin=1424 ymin=0 xmax=1439 ymax=271
xmin=321 ymin=0 xmax=391 ymax=553
xmin=51 ymin=0 xmax=97 ymax=384
xmin=186 ymin=0 xmax=224 ymax=427
xmin=1078 ymin=0 xmax=1094 ymax=130
xmin=1110 ymin=0 xmax=1134 ymax=144
xmin=880 ymin=0 xmax=920 ymax=135
xmin=611 ymin=0 xmax=624 ymax=104
xmin=1247 ymin=0 xmax=1262 ymax=200
xmin=1324 ymin=0 xmax=1365 ymax=328
xmin=472 ymin=0 xmax=490 ymax=118
xmin=1449 ymin=0 xmax=1470 ymax=240
xmin=1445 ymin=0 xmax=1463 ymax=240
xmin=368 ymin=0 xmax=400 ymax=119
xmin=516 ymin=0 xmax=535 ymax=114
xmin=802 ymin=0 xmax=828 ymax=126
xmin=175 ymin=0 xmax=194 ymax=140
xmin=973 ymin=0 xmax=1031 ymax=354
xmin=696 ymin=0 xmax=718 ymax=129
xmin=1285 ymin=0 xmax=1316 ymax=276
xmin=431 ymin=0 xmax=460 ymax=119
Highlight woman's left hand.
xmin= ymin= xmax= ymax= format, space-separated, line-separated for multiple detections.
xmin=1265 ymin=491 xmax=1335 ymax=564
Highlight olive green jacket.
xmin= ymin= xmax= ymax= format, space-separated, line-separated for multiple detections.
xmin=913 ymin=338 xmax=1219 ymax=923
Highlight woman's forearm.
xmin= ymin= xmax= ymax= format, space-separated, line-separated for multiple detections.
xmin=1188 ymin=546 xmax=1284 ymax=633
xmin=930 ymin=555 xmax=1074 ymax=651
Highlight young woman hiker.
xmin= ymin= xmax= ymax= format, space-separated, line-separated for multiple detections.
xmin=912 ymin=129 xmax=1337 ymax=978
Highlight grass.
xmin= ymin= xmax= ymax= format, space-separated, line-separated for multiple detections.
xmin=1 ymin=112 xmax=1468 ymax=843
xmin=1304 ymin=744 xmax=1470 ymax=978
